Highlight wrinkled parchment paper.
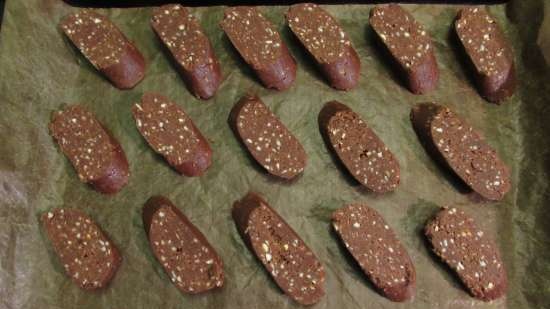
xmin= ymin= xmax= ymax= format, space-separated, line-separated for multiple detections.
xmin=1 ymin=1 xmax=549 ymax=308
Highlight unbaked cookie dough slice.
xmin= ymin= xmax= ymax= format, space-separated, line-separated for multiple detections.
xmin=425 ymin=207 xmax=507 ymax=301
xmin=61 ymin=10 xmax=145 ymax=89
xmin=370 ymin=4 xmax=439 ymax=94
xmin=232 ymin=192 xmax=325 ymax=305
xmin=42 ymin=208 xmax=122 ymax=290
xmin=319 ymin=101 xmax=400 ymax=193
xmin=143 ymin=196 xmax=224 ymax=294
xmin=287 ymin=3 xmax=360 ymax=90
xmin=221 ymin=6 xmax=296 ymax=90
xmin=151 ymin=5 xmax=222 ymax=99
xmin=229 ymin=94 xmax=307 ymax=180
xmin=411 ymin=103 xmax=510 ymax=200
xmin=332 ymin=203 xmax=416 ymax=302
xmin=132 ymin=93 xmax=212 ymax=177
xmin=49 ymin=105 xmax=129 ymax=194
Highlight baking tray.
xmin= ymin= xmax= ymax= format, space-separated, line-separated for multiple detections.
xmin=0 ymin=0 xmax=549 ymax=308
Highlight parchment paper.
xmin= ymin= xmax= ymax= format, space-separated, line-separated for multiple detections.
xmin=0 ymin=1 xmax=549 ymax=308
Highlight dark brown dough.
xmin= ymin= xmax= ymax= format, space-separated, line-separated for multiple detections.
xmin=143 ymin=196 xmax=224 ymax=294
xmin=286 ymin=3 xmax=360 ymax=90
xmin=319 ymin=101 xmax=400 ymax=193
xmin=60 ymin=10 xmax=145 ymax=89
xmin=370 ymin=4 xmax=439 ymax=94
xmin=49 ymin=105 xmax=129 ymax=194
xmin=220 ymin=6 xmax=297 ymax=91
xmin=425 ymin=207 xmax=507 ymax=301
xmin=232 ymin=192 xmax=325 ymax=305
xmin=410 ymin=103 xmax=510 ymax=201
xmin=151 ymin=5 xmax=222 ymax=99
xmin=42 ymin=208 xmax=122 ymax=290
xmin=455 ymin=7 xmax=516 ymax=103
xmin=332 ymin=203 xmax=416 ymax=302
xmin=229 ymin=94 xmax=307 ymax=180
xmin=132 ymin=92 xmax=212 ymax=177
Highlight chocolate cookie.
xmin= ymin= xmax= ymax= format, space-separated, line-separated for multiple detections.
xmin=410 ymin=103 xmax=510 ymax=201
xmin=370 ymin=4 xmax=439 ymax=94
xmin=232 ymin=192 xmax=325 ymax=305
xmin=455 ymin=7 xmax=516 ymax=103
xmin=61 ymin=10 xmax=145 ymax=89
xmin=132 ymin=93 xmax=212 ymax=177
xmin=319 ymin=101 xmax=400 ymax=193
xmin=151 ymin=5 xmax=222 ymax=99
xmin=229 ymin=94 xmax=307 ymax=180
xmin=143 ymin=196 xmax=224 ymax=294
xmin=332 ymin=203 xmax=416 ymax=302
xmin=286 ymin=3 xmax=360 ymax=90
xmin=221 ymin=6 xmax=296 ymax=90
xmin=42 ymin=208 xmax=122 ymax=290
xmin=49 ymin=105 xmax=129 ymax=194
xmin=425 ymin=207 xmax=507 ymax=301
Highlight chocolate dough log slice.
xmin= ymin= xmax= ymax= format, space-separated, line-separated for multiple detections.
xmin=332 ymin=204 xmax=416 ymax=302
xmin=229 ymin=94 xmax=307 ymax=180
xmin=319 ymin=101 xmax=400 ymax=193
xmin=370 ymin=4 xmax=439 ymax=94
xmin=425 ymin=207 xmax=507 ymax=301
xmin=455 ymin=7 xmax=516 ymax=103
xmin=232 ymin=192 xmax=325 ymax=305
xmin=151 ymin=5 xmax=222 ymax=99
xmin=286 ymin=3 xmax=360 ymax=90
xmin=49 ymin=105 xmax=130 ymax=194
xmin=221 ymin=7 xmax=296 ymax=91
xmin=410 ymin=103 xmax=510 ymax=200
xmin=41 ymin=208 xmax=122 ymax=290
xmin=61 ymin=10 xmax=145 ymax=89
xmin=143 ymin=196 xmax=224 ymax=294
xmin=132 ymin=93 xmax=212 ymax=177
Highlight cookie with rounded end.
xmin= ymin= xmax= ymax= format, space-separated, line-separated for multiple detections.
xmin=286 ymin=3 xmax=360 ymax=90
xmin=370 ymin=4 xmax=439 ymax=94
xmin=143 ymin=196 xmax=224 ymax=294
xmin=455 ymin=7 xmax=516 ymax=103
xmin=319 ymin=101 xmax=400 ymax=193
xmin=425 ymin=207 xmax=507 ymax=301
xmin=151 ymin=5 xmax=222 ymax=99
xmin=410 ymin=103 xmax=510 ymax=200
xmin=42 ymin=208 xmax=122 ymax=290
xmin=221 ymin=6 xmax=296 ymax=91
xmin=229 ymin=94 xmax=307 ymax=180
xmin=132 ymin=93 xmax=212 ymax=177
xmin=61 ymin=10 xmax=145 ymax=89
xmin=232 ymin=192 xmax=325 ymax=305
xmin=332 ymin=204 xmax=415 ymax=302
xmin=49 ymin=105 xmax=129 ymax=194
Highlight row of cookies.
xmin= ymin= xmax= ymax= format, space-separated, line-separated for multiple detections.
xmin=61 ymin=4 xmax=515 ymax=103
xmin=43 ymin=194 xmax=506 ymax=303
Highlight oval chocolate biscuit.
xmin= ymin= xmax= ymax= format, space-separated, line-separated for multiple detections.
xmin=332 ymin=203 xmax=416 ymax=302
xmin=151 ymin=5 xmax=222 ymax=99
xmin=42 ymin=208 xmax=122 ymax=290
xmin=229 ymin=94 xmax=307 ymax=180
xmin=232 ymin=192 xmax=325 ymax=305
xmin=221 ymin=6 xmax=296 ymax=91
xmin=132 ymin=93 xmax=212 ymax=177
xmin=425 ymin=207 xmax=507 ymax=301
xmin=49 ymin=105 xmax=130 ymax=194
xmin=370 ymin=4 xmax=439 ymax=94
xmin=319 ymin=101 xmax=400 ymax=193
xmin=410 ymin=103 xmax=510 ymax=200
xmin=287 ymin=3 xmax=360 ymax=90
xmin=61 ymin=10 xmax=145 ymax=89
xmin=455 ymin=7 xmax=516 ymax=103
xmin=143 ymin=196 xmax=224 ymax=294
